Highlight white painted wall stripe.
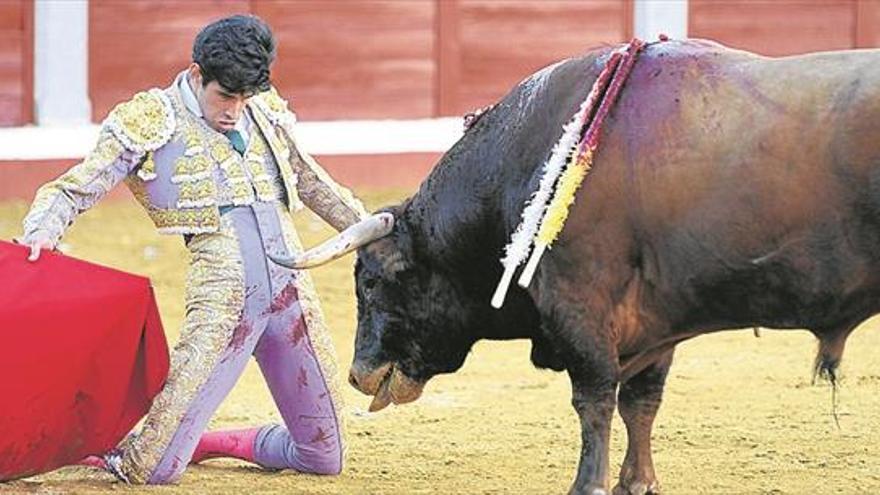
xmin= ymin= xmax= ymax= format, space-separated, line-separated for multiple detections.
xmin=634 ymin=0 xmax=689 ymax=41
xmin=0 ymin=118 xmax=465 ymax=160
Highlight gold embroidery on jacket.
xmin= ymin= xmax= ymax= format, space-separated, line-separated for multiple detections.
xmin=172 ymin=154 xmax=213 ymax=184
xmin=252 ymin=86 xmax=297 ymax=128
xmin=211 ymin=140 xmax=257 ymax=206
xmin=251 ymin=87 xmax=366 ymax=228
xmin=249 ymin=101 xmax=303 ymax=211
xmin=105 ymin=89 xmax=175 ymax=153
xmin=171 ymin=126 xmax=214 ymax=184
xmin=244 ymin=136 xmax=279 ymax=202
xmin=125 ymin=177 xmax=221 ymax=234
xmin=177 ymin=180 xmax=217 ymax=208
xmin=138 ymin=152 xmax=157 ymax=181
xmin=121 ymin=83 xmax=364 ymax=235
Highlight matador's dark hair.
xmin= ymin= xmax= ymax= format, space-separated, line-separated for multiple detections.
xmin=192 ymin=14 xmax=275 ymax=95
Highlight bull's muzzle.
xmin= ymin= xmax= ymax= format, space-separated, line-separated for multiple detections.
xmin=348 ymin=361 xmax=392 ymax=396
xmin=348 ymin=361 xmax=424 ymax=412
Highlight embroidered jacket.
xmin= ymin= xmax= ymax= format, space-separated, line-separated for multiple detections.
xmin=21 ymin=77 xmax=367 ymax=243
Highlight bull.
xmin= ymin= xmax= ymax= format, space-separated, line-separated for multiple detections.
xmin=272 ymin=39 xmax=880 ymax=494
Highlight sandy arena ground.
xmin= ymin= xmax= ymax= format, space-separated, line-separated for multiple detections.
xmin=1 ymin=191 xmax=879 ymax=494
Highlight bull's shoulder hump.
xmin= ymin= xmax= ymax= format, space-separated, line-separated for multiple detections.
xmin=641 ymin=38 xmax=759 ymax=63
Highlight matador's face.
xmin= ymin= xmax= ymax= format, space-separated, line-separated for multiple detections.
xmin=188 ymin=64 xmax=251 ymax=134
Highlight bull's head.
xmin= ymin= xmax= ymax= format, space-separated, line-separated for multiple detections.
xmin=270 ymin=207 xmax=478 ymax=412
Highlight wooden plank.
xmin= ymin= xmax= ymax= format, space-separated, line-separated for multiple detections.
xmin=622 ymin=0 xmax=634 ymax=40
xmin=456 ymin=0 xmax=628 ymax=114
xmin=89 ymin=0 xmax=249 ymax=119
xmin=435 ymin=0 xmax=461 ymax=116
xmin=689 ymin=0 xmax=856 ymax=56
xmin=856 ymin=0 xmax=880 ymax=48
xmin=0 ymin=0 xmax=27 ymax=126
xmin=0 ymin=96 xmax=21 ymax=126
xmin=87 ymin=0 xmax=635 ymax=121
xmin=0 ymin=1 xmax=23 ymax=31
xmin=0 ymin=33 xmax=23 ymax=93
xmin=21 ymin=0 xmax=32 ymax=124
xmin=253 ymin=0 xmax=435 ymax=120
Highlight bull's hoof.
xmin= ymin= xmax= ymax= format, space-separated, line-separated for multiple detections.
xmin=568 ymin=484 xmax=609 ymax=495
xmin=612 ymin=480 xmax=659 ymax=495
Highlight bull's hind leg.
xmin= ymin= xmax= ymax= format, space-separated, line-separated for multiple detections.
xmin=613 ymin=349 xmax=674 ymax=495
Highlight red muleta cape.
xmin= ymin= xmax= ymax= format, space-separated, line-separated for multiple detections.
xmin=0 ymin=240 xmax=169 ymax=481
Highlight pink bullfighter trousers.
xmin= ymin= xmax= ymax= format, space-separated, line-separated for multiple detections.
xmin=117 ymin=202 xmax=346 ymax=484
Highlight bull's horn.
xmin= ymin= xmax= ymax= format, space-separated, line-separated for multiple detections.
xmin=269 ymin=212 xmax=395 ymax=269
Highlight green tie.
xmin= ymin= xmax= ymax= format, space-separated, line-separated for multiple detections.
xmin=226 ymin=130 xmax=246 ymax=156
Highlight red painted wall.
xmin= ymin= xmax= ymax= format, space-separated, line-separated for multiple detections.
xmin=453 ymin=0 xmax=631 ymax=113
xmin=254 ymin=1 xmax=436 ymax=120
xmin=0 ymin=0 xmax=32 ymax=126
xmin=86 ymin=0 xmax=631 ymax=121
xmin=6 ymin=0 xmax=877 ymax=127
xmin=690 ymin=0 xmax=878 ymax=56
xmin=89 ymin=0 xmax=249 ymax=120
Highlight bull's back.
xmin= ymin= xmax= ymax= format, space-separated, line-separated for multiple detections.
xmin=569 ymin=40 xmax=880 ymax=331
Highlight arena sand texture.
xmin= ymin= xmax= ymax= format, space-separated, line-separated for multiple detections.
xmin=1 ymin=191 xmax=879 ymax=494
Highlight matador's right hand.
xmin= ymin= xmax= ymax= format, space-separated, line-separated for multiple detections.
xmin=15 ymin=231 xmax=56 ymax=262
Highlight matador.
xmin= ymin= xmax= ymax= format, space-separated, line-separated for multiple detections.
xmin=19 ymin=15 xmax=365 ymax=484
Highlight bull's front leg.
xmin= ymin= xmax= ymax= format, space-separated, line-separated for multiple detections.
xmin=613 ymin=349 xmax=674 ymax=495
xmin=539 ymin=256 xmax=627 ymax=494
xmin=567 ymin=354 xmax=619 ymax=495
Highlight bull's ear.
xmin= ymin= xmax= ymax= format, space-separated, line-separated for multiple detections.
xmin=387 ymin=210 xmax=417 ymax=276
xmin=363 ymin=225 xmax=413 ymax=278
xmin=382 ymin=247 xmax=412 ymax=275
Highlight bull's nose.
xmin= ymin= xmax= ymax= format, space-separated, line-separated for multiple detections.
xmin=348 ymin=371 xmax=360 ymax=389
xmin=348 ymin=361 xmax=392 ymax=395
xmin=348 ymin=365 xmax=369 ymax=394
